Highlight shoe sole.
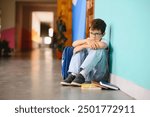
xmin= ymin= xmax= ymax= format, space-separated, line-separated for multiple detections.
xmin=60 ymin=82 xmax=72 ymax=86
xmin=71 ymin=82 xmax=81 ymax=87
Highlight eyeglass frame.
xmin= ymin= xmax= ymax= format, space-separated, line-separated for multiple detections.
xmin=89 ymin=31 xmax=102 ymax=37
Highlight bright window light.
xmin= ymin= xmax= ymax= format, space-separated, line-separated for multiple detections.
xmin=44 ymin=36 xmax=52 ymax=44
xmin=49 ymin=28 xmax=53 ymax=37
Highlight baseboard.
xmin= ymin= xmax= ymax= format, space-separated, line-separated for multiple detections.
xmin=110 ymin=74 xmax=150 ymax=100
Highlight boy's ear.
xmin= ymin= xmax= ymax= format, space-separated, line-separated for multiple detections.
xmin=102 ymin=32 xmax=105 ymax=36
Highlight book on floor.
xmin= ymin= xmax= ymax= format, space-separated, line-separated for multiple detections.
xmin=81 ymin=82 xmax=102 ymax=89
xmin=99 ymin=81 xmax=120 ymax=90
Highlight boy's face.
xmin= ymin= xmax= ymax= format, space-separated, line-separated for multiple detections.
xmin=89 ymin=29 xmax=104 ymax=40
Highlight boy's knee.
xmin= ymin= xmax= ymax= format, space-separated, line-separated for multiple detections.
xmin=90 ymin=49 xmax=105 ymax=52
xmin=89 ymin=49 xmax=105 ymax=55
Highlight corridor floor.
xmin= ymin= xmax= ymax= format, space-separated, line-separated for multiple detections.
xmin=0 ymin=48 xmax=134 ymax=100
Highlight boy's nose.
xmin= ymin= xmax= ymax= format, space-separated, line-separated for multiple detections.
xmin=92 ymin=35 xmax=96 ymax=38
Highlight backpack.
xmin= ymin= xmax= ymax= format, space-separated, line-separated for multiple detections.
xmin=61 ymin=47 xmax=74 ymax=79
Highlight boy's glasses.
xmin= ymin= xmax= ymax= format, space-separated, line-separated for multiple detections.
xmin=90 ymin=31 xmax=102 ymax=36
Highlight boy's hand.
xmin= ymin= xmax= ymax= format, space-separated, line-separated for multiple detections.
xmin=73 ymin=45 xmax=83 ymax=53
xmin=90 ymin=41 xmax=100 ymax=49
xmin=86 ymin=38 xmax=100 ymax=49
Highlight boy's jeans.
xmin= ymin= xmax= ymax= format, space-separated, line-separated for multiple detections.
xmin=68 ymin=48 xmax=109 ymax=82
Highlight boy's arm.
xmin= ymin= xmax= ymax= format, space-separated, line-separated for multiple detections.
xmin=73 ymin=39 xmax=108 ymax=53
xmin=73 ymin=38 xmax=92 ymax=53
xmin=73 ymin=44 xmax=90 ymax=53
xmin=87 ymin=39 xmax=108 ymax=49
xmin=93 ymin=41 xmax=108 ymax=49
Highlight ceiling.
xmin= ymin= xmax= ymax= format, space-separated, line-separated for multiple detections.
xmin=33 ymin=11 xmax=54 ymax=23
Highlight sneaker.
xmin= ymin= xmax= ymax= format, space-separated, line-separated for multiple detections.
xmin=71 ymin=74 xmax=85 ymax=86
xmin=60 ymin=74 xmax=76 ymax=86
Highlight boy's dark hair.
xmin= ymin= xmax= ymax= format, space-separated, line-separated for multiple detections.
xmin=90 ymin=18 xmax=106 ymax=34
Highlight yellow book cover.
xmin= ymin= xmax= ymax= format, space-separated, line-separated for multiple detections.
xmin=81 ymin=83 xmax=101 ymax=89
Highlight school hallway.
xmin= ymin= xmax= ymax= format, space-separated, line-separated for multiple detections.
xmin=0 ymin=48 xmax=134 ymax=100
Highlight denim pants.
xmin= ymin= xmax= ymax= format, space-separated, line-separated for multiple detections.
xmin=68 ymin=48 xmax=109 ymax=82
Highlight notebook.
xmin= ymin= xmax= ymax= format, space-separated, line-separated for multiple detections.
xmin=99 ymin=81 xmax=120 ymax=90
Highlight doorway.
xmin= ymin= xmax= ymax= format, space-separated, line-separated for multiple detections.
xmin=32 ymin=11 xmax=54 ymax=49
xmin=15 ymin=1 xmax=57 ymax=51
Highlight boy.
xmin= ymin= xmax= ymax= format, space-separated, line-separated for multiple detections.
xmin=60 ymin=18 xmax=109 ymax=86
